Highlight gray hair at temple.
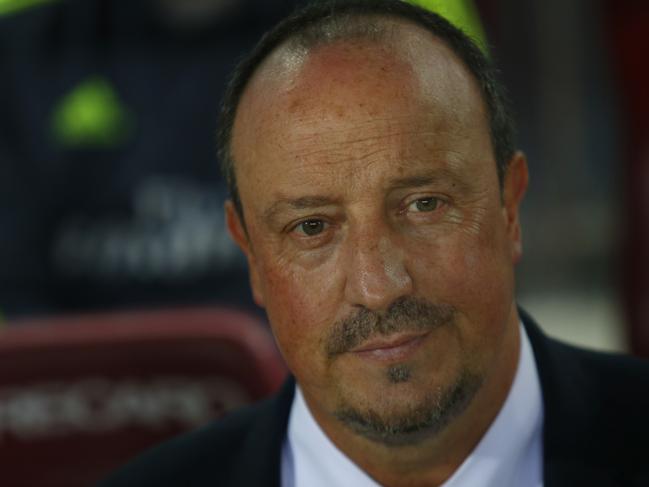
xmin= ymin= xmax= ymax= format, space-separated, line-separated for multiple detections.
xmin=216 ymin=0 xmax=516 ymax=221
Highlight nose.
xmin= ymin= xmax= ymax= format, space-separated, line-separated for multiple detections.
xmin=343 ymin=224 xmax=413 ymax=311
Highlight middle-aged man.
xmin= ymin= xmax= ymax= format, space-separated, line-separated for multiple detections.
xmin=100 ymin=1 xmax=649 ymax=486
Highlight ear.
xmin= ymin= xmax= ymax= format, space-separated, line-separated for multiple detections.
xmin=225 ymin=200 xmax=266 ymax=308
xmin=502 ymin=151 xmax=529 ymax=264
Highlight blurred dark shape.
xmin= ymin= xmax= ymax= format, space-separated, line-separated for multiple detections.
xmin=0 ymin=306 xmax=287 ymax=486
xmin=607 ymin=0 xmax=649 ymax=358
xmin=0 ymin=0 xmax=301 ymax=319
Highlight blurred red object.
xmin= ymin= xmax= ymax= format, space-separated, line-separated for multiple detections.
xmin=606 ymin=0 xmax=649 ymax=357
xmin=0 ymin=307 xmax=287 ymax=487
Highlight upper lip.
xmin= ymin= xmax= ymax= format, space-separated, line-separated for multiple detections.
xmin=350 ymin=332 xmax=428 ymax=353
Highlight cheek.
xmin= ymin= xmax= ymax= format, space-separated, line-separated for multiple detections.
xmin=410 ymin=222 xmax=514 ymax=318
xmin=407 ymin=227 xmax=515 ymax=371
xmin=255 ymin=256 xmax=341 ymax=380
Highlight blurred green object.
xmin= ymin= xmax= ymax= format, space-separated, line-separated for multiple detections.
xmin=51 ymin=76 xmax=135 ymax=148
xmin=0 ymin=0 xmax=53 ymax=16
xmin=407 ymin=0 xmax=488 ymax=51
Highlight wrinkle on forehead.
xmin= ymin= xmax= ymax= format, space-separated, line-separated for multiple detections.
xmin=260 ymin=18 xmax=482 ymax=112
xmin=231 ymin=17 xmax=492 ymax=208
xmin=235 ymin=24 xmax=482 ymax=144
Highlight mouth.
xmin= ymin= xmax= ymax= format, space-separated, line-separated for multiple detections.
xmin=349 ymin=332 xmax=430 ymax=363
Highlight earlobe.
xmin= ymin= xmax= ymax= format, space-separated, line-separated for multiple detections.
xmin=225 ymin=200 xmax=266 ymax=307
xmin=502 ymin=151 xmax=529 ymax=264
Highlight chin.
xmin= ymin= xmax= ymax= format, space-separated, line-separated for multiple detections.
xmin=333 ymin=366 xmax=484 ymax=447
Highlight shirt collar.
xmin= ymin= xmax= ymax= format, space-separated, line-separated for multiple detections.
xmin=282 ymin=323 xmax=544 ymax=487
xmin=441 ymin=322 xmax=544 ymax=486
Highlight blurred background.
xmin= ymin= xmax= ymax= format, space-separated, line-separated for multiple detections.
xmin=478 ymin=0 xmax=648 ymax=355
xmin=0 ymin=0 xmax=647 ymax=484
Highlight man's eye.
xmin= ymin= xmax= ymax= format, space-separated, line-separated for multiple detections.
xmin=409 ymin=197 xmax=440 ymax=212
xmin=296 ymin=219 xmax=326 ymax=236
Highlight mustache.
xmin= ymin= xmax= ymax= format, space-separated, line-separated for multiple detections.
xmin=325 ymin=297 xmax=456 ymax=357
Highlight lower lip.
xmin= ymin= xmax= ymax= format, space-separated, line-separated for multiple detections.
xmin=351 ymin=333 xmax=429 ymax=363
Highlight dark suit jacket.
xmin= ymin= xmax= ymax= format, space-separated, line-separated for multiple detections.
xmin=99 ymin=311 xmax=649 ymax=486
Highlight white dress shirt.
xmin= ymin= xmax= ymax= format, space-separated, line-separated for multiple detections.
xmin=281 ymin=324 xmax=544 ymax=487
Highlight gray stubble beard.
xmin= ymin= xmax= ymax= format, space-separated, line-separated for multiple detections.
xmin=334 ymin=368 xmax=483 ymax=446
xmin=325 ymin=296 xmax=483 ymax=446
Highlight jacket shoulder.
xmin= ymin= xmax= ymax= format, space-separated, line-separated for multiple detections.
xmin=548 ymin=337 xmax=649 ymax=408
xmin=98 ymin=403 xmax=263 ymax=487
xmin=530 ymin=322 xmax=649 ymax=483
xmin=98 ymin=379 xmax=295 ymax=487
xmin=534 ymin=323 xmax=649 ymax=442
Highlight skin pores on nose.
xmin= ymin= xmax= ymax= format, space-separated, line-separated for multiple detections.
xmin=377 ymin=236 xmax=411 ymax=291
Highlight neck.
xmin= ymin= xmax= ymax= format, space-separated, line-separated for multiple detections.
xmin=304 ymin=307 xmax=522 ymax=487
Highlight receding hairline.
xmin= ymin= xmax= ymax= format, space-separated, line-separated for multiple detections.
xmin=230 ymin=14 xmax=489 ymax=191
xmin=241 ymin=13 xmax=473 ymax=104
xmin=218 ymin=1 xmax=517 ymax=222
xmin=233 ymin=13 xmax=490 ymax=174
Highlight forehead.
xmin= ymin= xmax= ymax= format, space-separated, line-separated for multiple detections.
xmin=238 ymin=19 xmax=483 ymax=118
xmin=231 ymin=19 xmax=491 ymax=201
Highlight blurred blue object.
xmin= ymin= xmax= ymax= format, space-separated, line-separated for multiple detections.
xmin=0 ymin=0 xmax=303 ymax=318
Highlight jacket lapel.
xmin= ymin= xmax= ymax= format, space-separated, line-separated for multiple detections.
xmin=521 ymin=309 xmax=621 ymax=486
xmin=227 ymin=377 xmax=296 ymax=487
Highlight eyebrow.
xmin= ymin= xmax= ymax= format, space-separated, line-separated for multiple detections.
xmin=262 ymin=168 xmax=471 ymax=221
xmin=390 ymin=168 xmax=469 ymax=191
xmin=391 ymin=174 xmax=438 ymax=188
xmin=263 ymin=195 xmax=338 ymax=221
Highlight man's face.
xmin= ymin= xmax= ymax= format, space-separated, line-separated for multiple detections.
xmin=228 ymin=25 xmax=526 ymax=445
